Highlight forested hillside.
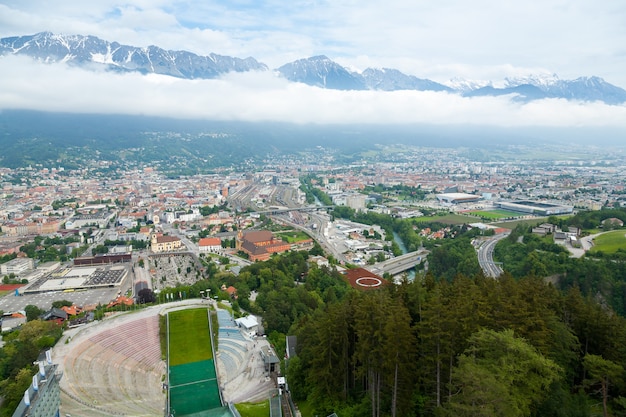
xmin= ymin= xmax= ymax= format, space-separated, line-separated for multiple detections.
xmin=284 ymin=272 xmax=626 ymax=417
xmin=239 ymin=207 xmax=626 ymax=416
xmin=495 ymin=209 xmax=626 ymax=315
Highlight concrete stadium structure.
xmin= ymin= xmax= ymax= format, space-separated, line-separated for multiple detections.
xmin=494 ymin=200 xmax=574 ymax=216
xmin=12 ymin=360 xmax=60 ymax=417
xmin=53 ymin=301 xmax=277 ymax=416
xmin=436 ymin=192 xmax=482 ymax=204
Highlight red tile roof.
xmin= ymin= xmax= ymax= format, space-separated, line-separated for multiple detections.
xmin=199 ymin=237 xmax=221 ymax=247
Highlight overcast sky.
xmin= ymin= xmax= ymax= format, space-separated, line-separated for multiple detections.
xmin=1 ymin=0 xmax=626 ymax=127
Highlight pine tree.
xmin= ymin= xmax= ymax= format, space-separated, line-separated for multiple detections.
xmin=382 ymin=301 xmax=417 ymax=417
xmin=446 ymin=329 xmax=562 ymax=417
xmin=353 ymin=291 xmax=389 ymax=417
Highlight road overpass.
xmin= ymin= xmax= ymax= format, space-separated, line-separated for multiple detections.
xmin=365 ymin=249 xmax=429 ymax=276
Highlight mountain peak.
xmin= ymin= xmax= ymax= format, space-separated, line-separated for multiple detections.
xmin=504 ymin=73 xmax=560 ymax=88
xmin=1 ymin=32 xmax=625 ymax=104
xmin=0 ymin=32 xmax=268 ymax=79
xmin=307 ymin=55 xmax=330 ymax=61
xmin=277 ymin=55 xmax=366 ymax=90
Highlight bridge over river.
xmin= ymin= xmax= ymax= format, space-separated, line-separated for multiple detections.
xmin=365 ymin=249 xmax=429 ymax=277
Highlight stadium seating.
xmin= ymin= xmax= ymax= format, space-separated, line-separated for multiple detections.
xmin=62 ymin=315 xmax=165 ymax=416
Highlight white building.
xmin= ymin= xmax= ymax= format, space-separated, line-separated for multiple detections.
xmin=198 ymin=237 xmax=222 ymax=253
xmin=1 ymin=258 xmax=35 ymax=276
xmin=235 ymin=315 xmax=259 ymax=336
xmin=162 ymin=209 xmax=201 ymax=224
xmin=346 ymin=193 xmax=366 ymax=211
xmin=66 ymin=211 xmax=116 ymax=229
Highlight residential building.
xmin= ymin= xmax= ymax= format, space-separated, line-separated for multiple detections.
xmin=198 ymin=237 xmax=222 ymax=253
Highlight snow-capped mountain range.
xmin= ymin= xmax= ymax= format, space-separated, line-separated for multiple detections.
xmin=0 ymin=32 xmax=267 ymax=78
xmin=2 ymin=32 xmax=625 ymax=105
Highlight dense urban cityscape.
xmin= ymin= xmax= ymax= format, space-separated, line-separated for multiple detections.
xmin=3 ymin=137 xmax=626 ymax=416
xmin=3 ymin=0 xmax=626 ymax=414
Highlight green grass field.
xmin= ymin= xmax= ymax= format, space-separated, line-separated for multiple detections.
xmin=413 ymin=213 xmax=476 ymax=225
xmin=168 ymin=308 xmax=212 ymax=366
xmin=589 ymin=230 xmax=626 ymax=254
xmin=235 ymin=401 xmax=270 ymax=417
xmin=467 ymin=209 xmax=522 ymax=220
xmin=492 ymin=217 xmax=550 ymax=229
xmin=168 ymin=308 xmax=221 ymax=416
xmin=275 ymin=231 xmax=311 ymax=243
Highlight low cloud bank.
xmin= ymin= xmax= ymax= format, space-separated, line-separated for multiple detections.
xmin=1 ymin=56 xmax=625 ymax=128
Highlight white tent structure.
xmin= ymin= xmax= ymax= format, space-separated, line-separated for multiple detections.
xmin=235 ymin=315 xmax=259 ymax=336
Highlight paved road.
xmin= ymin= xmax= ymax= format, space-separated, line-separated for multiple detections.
xmin=566 ymin=232 xmax=602 ymax=258
xmin=274 ymin=212 xmax=348 ymax=264
xmin=367 ymin=249 xmax=429 ymax=276
xmin=477 ymin=232 xmax=510 ymax=278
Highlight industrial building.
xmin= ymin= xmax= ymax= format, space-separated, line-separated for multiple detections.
xmin=0 ymin=257 xmax=35 ymax=276
xmin=436 ymin=192 xmax=482 ymax=204
xmin=22 ymin=265 xmax=128 ymax=294
xmin=65 ymin=211 xmax=116 ymax=229
xmin=495 ymin=200 xmax=574 ymax=216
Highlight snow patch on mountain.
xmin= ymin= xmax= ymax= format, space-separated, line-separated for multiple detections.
xmin=2 ymin=32 xmax=626 ymax=104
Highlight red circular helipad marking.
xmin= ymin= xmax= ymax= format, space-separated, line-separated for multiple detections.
xmin=355 ymin=277 xmax=383 ymax=287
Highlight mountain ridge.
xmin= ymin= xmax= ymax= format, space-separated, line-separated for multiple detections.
xmin=0 ymin=31 xmax=268 ymax=79
xmin=2 ymin=32 xmax=626 ymax=104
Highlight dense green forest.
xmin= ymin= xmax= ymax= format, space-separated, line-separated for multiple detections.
xmin=238 ymin=207 xmax=626 ymax=416
xmin=194 ymin=234 xmax=626 ymax=417
xmin=285 ymin=273 xmax=626 ymax=417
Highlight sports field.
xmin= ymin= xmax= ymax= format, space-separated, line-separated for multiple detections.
xmin=168 ymin=307 xmax=223 ymax=416
xmin=590 ymin=230 xmax=626 ymax=254
xmin=413 ymin=213 xmax=475 ymax=225
xmin=170 ymin=360 xmax=221 ymax=415
xmin=467 ymin=209 xmax=522 ymax=220
xmin=169 ymin=308 xmax=213 ymax=366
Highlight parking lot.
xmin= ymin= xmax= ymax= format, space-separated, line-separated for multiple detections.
xmin=0 ymin=285 xmax=125 ymax=313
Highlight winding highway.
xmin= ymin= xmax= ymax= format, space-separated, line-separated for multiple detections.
xmin=477 ymin=232 xmax=510 ymax=278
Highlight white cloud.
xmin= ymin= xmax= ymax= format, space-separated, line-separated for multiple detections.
xmin=1 ymin=0 xmax=626 ymax=87
xmin=1 ymin=55 xmax=625 ymax=128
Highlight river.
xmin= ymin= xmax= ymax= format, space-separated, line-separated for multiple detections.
xmin=392 ymin=231 xmax=416 ymax=281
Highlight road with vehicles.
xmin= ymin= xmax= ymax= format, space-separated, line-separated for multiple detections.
xmin=477 ymin=232 xmax=510 ymax=278
xmin=366 ymin=249 xmax=429 ymax=276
